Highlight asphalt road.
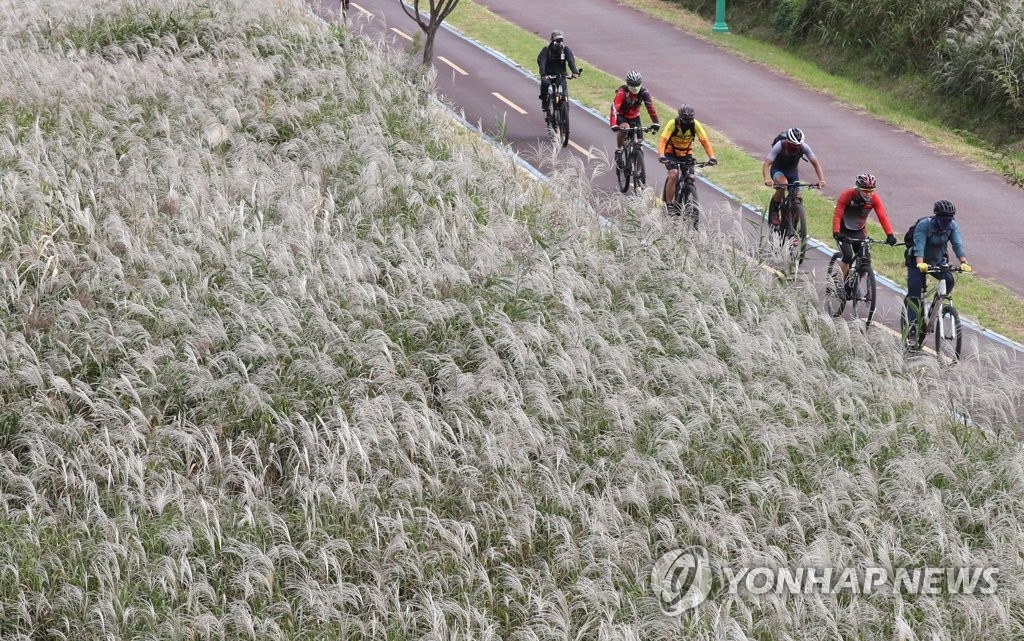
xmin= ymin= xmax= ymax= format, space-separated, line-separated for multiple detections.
xmin=309 ymin=0 xmax=1024 ymax=367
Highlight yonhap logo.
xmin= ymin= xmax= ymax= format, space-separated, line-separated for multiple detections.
xmin=650 ymin=546 xmax=999 ymax=615
xmin=650 ymin=546 xmax=712 ymax=615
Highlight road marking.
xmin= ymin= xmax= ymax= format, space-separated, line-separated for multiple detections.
xmin=390 ymin=27 xmax=412 ymax=41
xmin=492 ymin=93 xmax=527 ymax=114
xmin=568 ymin=140 xmax=593 ymax=158
xmin=349 ymin=2 xmax=373 ymax=16
xmin=438 ymin=56 xmax=468 ymax=75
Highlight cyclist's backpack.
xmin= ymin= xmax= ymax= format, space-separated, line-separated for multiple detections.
xmin=903 ymin=216 xmax=951 ymax=257
xmin=903 ymin=217 xmax=926 ymax=248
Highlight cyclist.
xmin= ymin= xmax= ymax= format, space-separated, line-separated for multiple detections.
xmin=831 ymin=173 xmax=897 ymax=289
xmin=905 ymin=199 xmax=972 ymax=344
xmin=657 ymin=104 xmax=717 ymax=212
xmin=762 ymin=127 xmax=826 ymax=226
xmin=609 ymin=71 xmax=660 ymax=168
xmin=537 ymin=31 xmax=579 ymax=123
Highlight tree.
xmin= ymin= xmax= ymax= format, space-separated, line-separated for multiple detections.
xmin=400 ymin=0 xmax=461 ymax=66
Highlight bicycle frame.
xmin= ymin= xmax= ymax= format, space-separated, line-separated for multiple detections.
xmin=764 ymin=181 xmax=819 ymax=276
xmin=825 ymin=236 xmax=888 ymax=324
xmin=772 ymin=181 xmax=819 ymax=235
xmin=902 ymin=264 xmax=966 ymax=363
xmin=921 ymin=277 xmax=951 ymax=335
xmin=543 ymin=70 xmax=581 ymax=147
xmin=624 ymin=124 xmax=647 ymax=151
xmin=665 ymin=157 xmax=711 ymax=202
xmin=616 ymin=124 xmax=657 ymax=193
xmin=546 ymin=75 xmax=568 ymax=110
xmin=838 ymin=236 xmax=878 ymax=273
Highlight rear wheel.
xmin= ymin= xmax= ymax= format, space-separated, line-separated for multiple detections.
xmin=850 ymin=268 xmax=877 ymax=325
xmin=823 ymin=254 xmax=845 ymax=318
xmin=779 ymin=202 xmax=807 ymax=276
xmin=935 ymin=304 xmax=962 ymax=365
xmin=557 ymin=101 xmax=570 ymax=147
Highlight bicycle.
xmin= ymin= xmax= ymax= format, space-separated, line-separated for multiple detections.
xmin=763 ymin=181 xmax=820 ymax=275
xmin=662 ymin=156 xmax=713 ymax=229
xmin=615 ymin=123 xmax=658 ymax=194
xmin=823 ymin=236 xmax=900 ymax=325
xmin=542 ymin=69 xmax=582 ymax=148
xmin=900 ymin=264 xmax=969 ymax=364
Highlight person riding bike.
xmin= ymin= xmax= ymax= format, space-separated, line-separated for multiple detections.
xmin=609 ymin=70 xmax=660 ymax=168
xmin=904 ymin=199 xmax=972 ymax=343
xmin=762 ymin=127 xmax=826 ymax=225
xmin=831 ymin=172 xmax=897 ymax=285
xmin=537 ymin=30 xmax=579 ymax=123
xmin=657 ymin=104 xmax=717 ymax=212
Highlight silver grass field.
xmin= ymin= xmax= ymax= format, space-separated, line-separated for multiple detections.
xmin=1 ymin=0 xmax=1023 ymax=639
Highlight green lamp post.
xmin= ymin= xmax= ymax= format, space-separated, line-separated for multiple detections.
xmin=712 ymin=0 xmax=729 ymax=33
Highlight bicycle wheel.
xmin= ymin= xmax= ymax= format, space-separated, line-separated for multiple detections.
xmin=616 ymin=146 xmax=631 ymax=193
xmin=850 ymin=268 xmax=877 ymax=325
xmin=792 ymin=203 xmax=808 ymax=265
xmin=545 ymin=105 xmax=557 ymax=138
xmin=823 ymin=254 xmax=846 ymax=318
xmin=681 ymin=187 xmax=699 ymax=229
xmin=900 ymin=298 xmax=925 ymax=351
xmin=632 ymin=150 xmax=646 ymax=192
xmin=935 ymin=304 xmax=962 ymax=364
xmin=557 ymin=101 xmax=569 ymax=147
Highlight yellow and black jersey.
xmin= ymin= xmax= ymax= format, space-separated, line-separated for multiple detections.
xmin=658 ymin=118 xmax=715 ymax=158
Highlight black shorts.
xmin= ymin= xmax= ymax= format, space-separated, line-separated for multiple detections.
xmin=839 ymin=227 xmax=866 ymax=264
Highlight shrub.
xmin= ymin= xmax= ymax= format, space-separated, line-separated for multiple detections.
xmin=797 ymin=0 xmax=969 ymax=73
xmin=935 ymin=0 xmax=1024 ymax=123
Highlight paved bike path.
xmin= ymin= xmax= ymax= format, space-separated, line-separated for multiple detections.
xmin=323 ymin=0 xmax=1024 ymax=362
xmin=474 ymin=0 xmax=1024 ymax=301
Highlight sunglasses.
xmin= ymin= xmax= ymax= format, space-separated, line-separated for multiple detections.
xmin=553 ymin=38 xmax=563 ymax=43
xmin=858 ymin=187 xmax=876 ymax=194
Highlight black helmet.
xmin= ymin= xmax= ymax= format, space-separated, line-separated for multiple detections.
xmin=785 ymin=127 xmax=805 ymax=145
xmin=550 ymin=30 xmax=564 ymax=43
xmin=933 ymin=199 xmax=956 ymax=217
xmin=677 ymin=104 xmax=695 ymax=120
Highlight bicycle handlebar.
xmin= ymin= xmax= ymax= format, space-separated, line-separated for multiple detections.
xmin=663 ymin=158 xmax=713 ymax=169
xmin=618 ymin=124 xmax=658 ymax=133
xmin=834 ymin=236 xmax=904 ymax=246
xmin=926 ymin=265 xmax=970 ymax=275
xmin=543 ymin=68 xmax=584 ymax=81
xmin=771 ymin=181 xmax=821 ymax=189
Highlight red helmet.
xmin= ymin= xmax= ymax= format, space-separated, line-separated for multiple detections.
xmin=855 ymin=173 xmax=876 ymax=189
